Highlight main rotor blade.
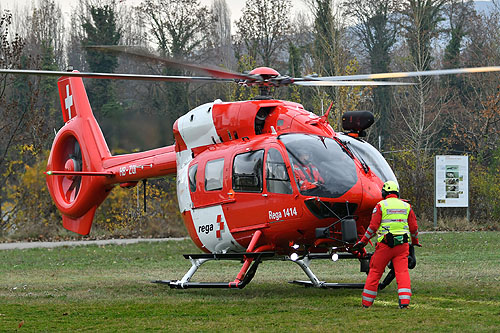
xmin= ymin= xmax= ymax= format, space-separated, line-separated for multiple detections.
xmin=0 ymin=69 xmax=233 ymax=82
xmin=87 ymin=45 xmax=253 ymax=81
xmin=294 ymin=80 xmax=413 ymax=86
xmin=312 ymin=66 xmax=500 ymax=81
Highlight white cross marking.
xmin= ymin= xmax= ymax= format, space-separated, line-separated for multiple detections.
xmin=65 ymin=85 xmax=73 ymax=119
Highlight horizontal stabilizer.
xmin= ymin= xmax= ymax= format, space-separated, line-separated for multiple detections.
xmin=46 ymin=170 xmax=114 ymax=177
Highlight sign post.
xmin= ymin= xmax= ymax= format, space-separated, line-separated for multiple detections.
xmin=434 ymin=155 xmax=469 ymax=228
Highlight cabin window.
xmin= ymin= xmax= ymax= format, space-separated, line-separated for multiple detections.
xmin=266 ymin=148 xmax=292 ymax=194
xmin=232 ymin=150 xmax=264 ymax=192
xmin=205 ymin=158 xmax=224 ymax=191
xmin=188 ymin=164 xmax=198 ymax=192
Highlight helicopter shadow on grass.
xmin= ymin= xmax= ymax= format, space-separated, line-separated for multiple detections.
xmin=153 ymin=282 xmax=359 ymax=301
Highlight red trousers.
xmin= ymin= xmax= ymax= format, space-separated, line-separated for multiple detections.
xmin=362 ymin=242 xmax=412 ymax=307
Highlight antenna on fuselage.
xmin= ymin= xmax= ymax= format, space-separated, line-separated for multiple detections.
xmin=320 ymin=101 xmax=334 ymax=123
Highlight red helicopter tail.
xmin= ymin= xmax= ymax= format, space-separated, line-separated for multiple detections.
xmin=46 ymin=73 xmax=112 ymax=235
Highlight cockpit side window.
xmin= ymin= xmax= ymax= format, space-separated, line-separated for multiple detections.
xmin=232 ymin=150 xmax=264 ymax=192
xmin=266 ymin=148 xmax=292 ymax=194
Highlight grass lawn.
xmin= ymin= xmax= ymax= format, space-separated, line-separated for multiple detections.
xmin=0 ymin=232 xmax=499 ymax=331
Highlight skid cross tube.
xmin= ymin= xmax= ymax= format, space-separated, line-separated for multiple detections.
xmin=289 ymin=252 xmax=372 ymax=289
xmin=293 ymin=256 xmax=324 ymax=287
xmin=172 ymin=257 xmax=210 ymax=288
xmin=154 ymin=252 xmax=274 ymax=289
xmin=153 ymin=230 xmax=272 ymax=289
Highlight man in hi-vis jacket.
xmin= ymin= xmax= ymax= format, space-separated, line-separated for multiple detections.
xmin=353 ymin=181 xmax=421 ymax=309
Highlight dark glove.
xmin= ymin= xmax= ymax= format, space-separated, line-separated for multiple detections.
xmin=352 ymin=240 xmax=366 ymax=252
xmin=353 ymin=247 xmax=367 ymax=258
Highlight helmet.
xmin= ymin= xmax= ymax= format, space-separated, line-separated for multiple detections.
xmin=382 ymin=180 xmax=399 ymax=198
xmin=382 ymin=181 xmax=399 ymax=192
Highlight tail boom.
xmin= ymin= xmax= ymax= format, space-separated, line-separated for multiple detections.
xmin=101 ymin=145 xmax=176 ymax=183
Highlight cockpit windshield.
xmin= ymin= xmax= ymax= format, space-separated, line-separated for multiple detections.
xmin=279 ymin=133 xmax=358 ymax=198
xmin=337 ymin=134 xmax=397 ymax=184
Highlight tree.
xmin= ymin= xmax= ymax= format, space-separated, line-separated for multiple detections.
xmin=305 ymin=0 xmax=367 ymax=130
xmin=235 ymin=0 xmax=292 ymax=67
xmin=391 ymin=0 xmax=449 ymax=214
xmin=67 ymin=1 xmax=88 ymax=72
xmin=26 ymin=0 xmax=65 ymax=69
xmin=442 ymin=0 xmax=475 ymax=94
xmin=309 ymin=0 xmax=343 ymax=77
xmin=81 ymin=2 xmax=123 ymax=149
xmin=138 ymin=0 xmax=210 ymax=58
xmin=445 ymin=86 xmax=500 ymax=221
xmin=211 ymin=0 xmax=233 ymax=69
xmin=401 ymin=0 xmax=448 ymax=72
xmin=82 ymin=3 xmax=121 ymax=113
xmin=25 ymin=0 xmax=63 ymax=126
xmin=137 ymin=0 xmax=211 ymax=144
xmin=0 ymin=11 xmax=46 ymax=231
xmin=343 ymin=0 xmax=399 ymax=148
xmin=445 ymin=6 xmax=500 ymax=163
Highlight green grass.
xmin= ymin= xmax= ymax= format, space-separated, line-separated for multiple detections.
xmin=0 ymin=232 xmax=499 ymax=331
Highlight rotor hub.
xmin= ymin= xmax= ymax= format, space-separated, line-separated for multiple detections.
xmin=65 ymin=158 xmax=76 ymax=180
xmin=249 ymin=67 xmax=280 ymax=78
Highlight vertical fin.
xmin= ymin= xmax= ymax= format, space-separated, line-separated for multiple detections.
xmin=47 ymin=73 xmax=111 ymax=235
xmin=58 ymin=80 xmax=76 ymax=122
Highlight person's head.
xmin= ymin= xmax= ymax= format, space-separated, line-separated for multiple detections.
xmin=381 ymin=180 xmax=399 ymax=198
xmin=298 ymin=149 xmax=312 ymax=164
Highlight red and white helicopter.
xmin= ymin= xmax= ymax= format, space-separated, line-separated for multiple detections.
xmin=2 ymin=47 xmax=499 ymax=289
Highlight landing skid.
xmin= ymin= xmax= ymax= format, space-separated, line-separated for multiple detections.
xmin=153 ymin=251 xmax=371 ymax=290
xmin=290 ymin=281 xmax=365 ymax=289
xmin=289 ymin=252 xmax=372 ymax=289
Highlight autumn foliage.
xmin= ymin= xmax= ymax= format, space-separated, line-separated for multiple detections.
xmin=2 ymin=150 xmax=185 ymax=240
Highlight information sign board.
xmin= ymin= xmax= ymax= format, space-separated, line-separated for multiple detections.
xmin=435 ymin=155 xmax=468 ymax=207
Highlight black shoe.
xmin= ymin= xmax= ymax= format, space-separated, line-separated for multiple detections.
xmin=399 ymin=304 xmax=409 ymax=309
xmin=362 ymin=305 xmax=370 ymax=309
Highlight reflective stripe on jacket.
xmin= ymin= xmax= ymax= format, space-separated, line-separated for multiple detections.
xmin=377 ymin=197 xmax=410 ymax=242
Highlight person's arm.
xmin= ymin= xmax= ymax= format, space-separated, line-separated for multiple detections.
xmin=360 ymin=205 xmax=382 ymax=244
xmin=353 ymin=204 xmax=381 ymax=251
xmin=408 ymin=208 xmax=421 ymax=246
xmin=312 ymin=165 xmax=324 ymax=184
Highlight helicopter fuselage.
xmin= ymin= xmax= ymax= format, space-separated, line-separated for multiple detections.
xmin=173 ymin=99 xmax=395 ymax=255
